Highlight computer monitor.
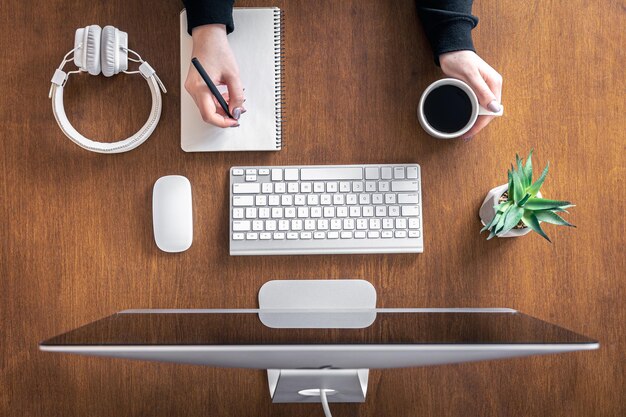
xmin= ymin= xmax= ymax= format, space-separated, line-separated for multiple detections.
xmin=40 ymin=309 xmax=597 ymax=408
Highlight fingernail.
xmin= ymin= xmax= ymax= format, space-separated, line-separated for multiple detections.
xmin=233 ymin=107 xmax=242 ymax=120
xmin=230 ymin=123 xmax=240 ymax=128
xmin=487 ymin=100 xmax=501 ymax=113
xmin=241 ymin=108 xmax=247 ymax=114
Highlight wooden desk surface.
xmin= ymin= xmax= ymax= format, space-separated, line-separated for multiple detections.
xmin=2 ymin=1 xmax=624 ymax=416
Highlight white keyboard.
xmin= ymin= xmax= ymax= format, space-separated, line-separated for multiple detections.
xmin=229 ymin=164 xmax=423 ymax=255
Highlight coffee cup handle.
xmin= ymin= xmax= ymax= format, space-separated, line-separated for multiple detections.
xmin=478 ymin=104 xmax=504 ymax=117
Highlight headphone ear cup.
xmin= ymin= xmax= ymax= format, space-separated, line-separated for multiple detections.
xmin=74 ymin=25 xmax=102 ymax=75
xmin=101 ymin=26 xmax=128 ymax=77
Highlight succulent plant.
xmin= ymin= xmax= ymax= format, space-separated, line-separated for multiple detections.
xmin=481 ymin=150 xmax=575 ymax=242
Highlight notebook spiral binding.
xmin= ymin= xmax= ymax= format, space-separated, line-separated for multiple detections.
xmin=274 ymin=8 xmax=285 ymax=150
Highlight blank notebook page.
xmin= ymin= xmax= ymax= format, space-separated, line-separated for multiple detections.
xmin=180 ymin=8 xmax=282 ymax=152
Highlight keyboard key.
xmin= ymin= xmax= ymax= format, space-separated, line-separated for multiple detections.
xmin=246 ymin=169 xmax=257 ymax=175
xmin=326 ymin=182 xmax=338 ymax=192
xmin=285 ymin=169 xmax=299 ymax=181
xmin=269 ymin=195 xmax=280 ymax=206
xmin=262 ymin=183 xmax=273 ymax=193
xmin=297 ymin=207 xmax=309 ymax=218
xmin=379 ymin=182 xmax=390 ymax=192
xmin=363 ymin=206 xmax=374 ymax=217
xmin=382 ymin=231 xmax=393 ymax=238
xmin=321 ymin=195 xmax=332 ymax=205
xmin=314 ymin=231 xmax=325 ymax=239
xmin=395 ymin=218 xmax=407 ymax=229
xmin=365 ymin=167 xmax=379 ymax=179
xmin=258 ymin=169 xmax=270 ymax=175
xmin=255 ymin=195 xmax=267 ymax=206
xmin=330 ymin=219 xmax=342 ymax=230
xmin=375 ymin=206 xmax=386 ymax=216
xmin=285 ymin=208 xmax=296 ymax=218
xmin=260 ymin=232 xmax=272 ymax=240
xmin=333 ymin=194 xmax=345 ymax=205
xmin=266 ymin=220 xmax=277 ymax=231
xmin=301 ymin=182 xmax=312 ymax=193
xmin=301 ymin=167 xmax=363 ymax=180
xmin=368 ymin=231 xmax=380 ymax=238
xmin=275 ymin=183 xmax=286 ymax=193
xmin=382 ymin=219 xmax=394 ymax=229
xmin=232 ymin=168 xmax=244 ymax=176
xmin=366 ymin=181 xmax=377 ymax=192
xmin=409 ymin=230 xmax=420 ymax=238
xmin=253 ymin=220 xmax=263 ymax=231
xmin=341 ymin=231 xmax=353 ymax=239
xmin=359 ymin=194 xmax=370 ymax=204
xmin=233 ymin=221 xmax=251 ymax=231
xmin=259 ymin=208 xmax=270 ymax=218
xmin=395 ymin=230 xmax=407 ymax=238
xmin=354 ymin=231 xmax=366 ymax=239
xmin=369 ymin=219 xmax=381 ymax=229
xmin=301 ymin=232 xmax=312 ymax=239
xmin=318 ymin=219 xmax=329 ymax=230
xmin=381 ymin=167 xmax=392 ymax=179
xmin=311 ymin=207 xmax=322 ymax=218
xmin=373 ymin=194 xmax=383 ymax=204
xmin=313 ymin=182 xmax=325 ymax=193
xmin=287 ymin=232 xmax=298 ymax=239
xmin=328 ymin=231 xmax=339 ymax=239
xmin=357 ymin=219 xmax=368 ymax=230
xmin=279 ymin=220 xmax=289 ymax=231
xmin=385 ymin=194 xmax=396 ymax=204
xmin=343 ymin=219 xmax=355 ymax=230
xmin=353 ymin=182 xmax=364 ymax=192
xmin=324 ymin=207 xmax=336 ymax=217
xmin=398 ymin=194 xmax=419 ymax=204
xmin=245 ymin=208 xmax=257 ymax=218
xmin=401 ymin=206 xmax=420 ymax=216
xmin=233 ymin=233 xmax=244 ymax=240
xmin=409 ymin=218 xmax=420 ymax=229
xmin=281 ymin=195 xmax=293 ymax=205
xmin=233 ymin=208 xmax=244 ymax=219
xmin=339 ymin=182 xmax=351 ymax=192
xmin=234 ymin=183 xmax=260 ymax=194
xmin=337 ymin=207 xmax=348 ymax=217
xmin=271 ymin=169 xmax=283 ymax=181
xmin=245 ymin=175 xmax=256 ymax=182
xmin=389 ymin=206 xmax=400 ymax=216
xmin=350 ymin=206 xmax=361 ymax=217
xmin=393 ymin=167 xmax=405 ymax=179
xmin=288 ymin=183 xmax=299 ymax=193
xmin=292 ymin=220 xmax=303 ymax=230
xmin=305 ymin=219 xmax=316 ymax=230
xmin=391 ymin=181 xmax=419 ymax=192
xmin=233 ymin=196 xmax=254 ymax=206
xmin=271 ymin=208 xmax=283 ymax=218
xmin=274 ymin=232 xmax=285 ymax=239
xmin=307 ymin=194 xmax=320 ymax=205
xmin=406 ymin=166 xmax=418 ymax=179
xmin=346 ymin=194 xmax=357 ymax=205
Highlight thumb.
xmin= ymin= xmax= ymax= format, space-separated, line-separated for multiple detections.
xmin=466 ymin=72 xmax=500 ymax=112
xmin=224 ymin=74 xmax=245 ymax=120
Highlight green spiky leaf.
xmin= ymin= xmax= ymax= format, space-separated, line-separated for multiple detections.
xmin=511 ymin=169 xmax=524 ymax=204
xmin=523 ymin=149 xmax=533 ymax=187
xmin=507 ymin=170 xmax=514 ymax=201
xmin=522 ymin=212 xmax=551 ymax=242
xmin=534 ymin=210 xmax=575 ymax=227
xmin=498 ymin=205 xmax=524 ymax=236
xmin=518 ymin=193 xmax=531 ymax=206
xmin=527 ymin=162 xmax=549 ymax=196
xmin=524 ymin=198 xmax=573 ymax=210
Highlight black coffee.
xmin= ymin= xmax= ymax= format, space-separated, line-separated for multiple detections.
xmin=423 ymin=85 xmax=472 ymax=134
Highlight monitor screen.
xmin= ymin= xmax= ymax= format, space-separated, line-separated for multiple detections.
xmin=41 ymin=309 xmax=596 ymax=346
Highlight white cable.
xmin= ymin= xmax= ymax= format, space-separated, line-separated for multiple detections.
xmin=320 ymin=389 xmax=333 ymax=417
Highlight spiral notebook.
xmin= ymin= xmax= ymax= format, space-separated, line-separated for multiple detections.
xmin=180 ymin=8 xmax=284 ymax=152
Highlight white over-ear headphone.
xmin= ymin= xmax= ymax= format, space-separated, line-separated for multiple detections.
xmin=49 ymin=25 xmax=166 ymax=154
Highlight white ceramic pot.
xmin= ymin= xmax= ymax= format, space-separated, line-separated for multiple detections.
xmin=479 ymin=184 xmax=542 ymax=238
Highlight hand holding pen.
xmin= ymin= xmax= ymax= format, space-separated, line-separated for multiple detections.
xmin=184 ymin=24 xmax=245 ymax=128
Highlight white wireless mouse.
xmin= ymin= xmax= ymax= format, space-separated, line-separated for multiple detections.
xmin=152 ymin=175 xmax=193 ymax=252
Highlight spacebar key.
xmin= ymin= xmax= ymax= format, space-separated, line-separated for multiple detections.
xmin=300 ymin=167 xmax=363 ymax=181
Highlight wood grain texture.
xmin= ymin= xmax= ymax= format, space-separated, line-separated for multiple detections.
xmin=1 ymin=0 xmax=624 ymax=416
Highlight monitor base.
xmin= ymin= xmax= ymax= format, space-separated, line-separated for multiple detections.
xmin=268 ymin=369 xmax=369 ymax=403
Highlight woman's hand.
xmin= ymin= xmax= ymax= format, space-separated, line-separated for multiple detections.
xmin=439 ymin=51 xmax=502 ymax=139
xmin=184 ymin=24 xmax=245 ymax=128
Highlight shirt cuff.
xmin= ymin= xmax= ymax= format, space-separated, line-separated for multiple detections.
xmin=184 ymin=0 xmax=235 ymax=35
xmin=431 ymin=18 xmax=476 ymax=65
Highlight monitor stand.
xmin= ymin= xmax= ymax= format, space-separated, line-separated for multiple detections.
xmin=258 ymin=280 xmax=376 ymax=405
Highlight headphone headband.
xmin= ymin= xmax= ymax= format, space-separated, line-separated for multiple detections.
xmin=50 ymin=25 xmax=166 ymax=154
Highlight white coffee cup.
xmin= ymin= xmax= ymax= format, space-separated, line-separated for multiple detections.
xmin=418 ymin=78 xmax=503 ymax=139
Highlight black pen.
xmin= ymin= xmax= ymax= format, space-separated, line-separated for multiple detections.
xmin=191 ymin=57 xmax=234 ymax=119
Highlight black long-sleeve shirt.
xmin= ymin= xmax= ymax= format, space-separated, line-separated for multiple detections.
xmin=182 ymin=0 xmax=478 ymax=65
